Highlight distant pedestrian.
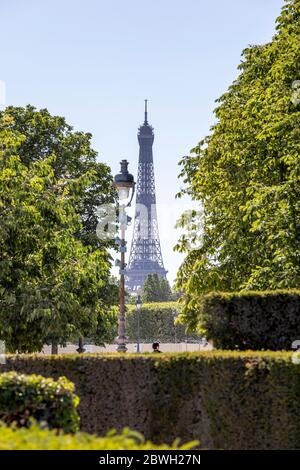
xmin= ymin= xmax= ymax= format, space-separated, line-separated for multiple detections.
xmin=152 ymin=342 xmax=162 ymax=353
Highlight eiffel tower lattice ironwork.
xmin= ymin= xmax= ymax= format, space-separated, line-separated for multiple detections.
xmin=126 ymin=100 xmax=167 ymax=291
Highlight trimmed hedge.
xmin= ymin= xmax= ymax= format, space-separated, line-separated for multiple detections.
xmin=184 ymin=290 xmax=300 ymax=350
xmin=0 ymin=425 xmax=197 ymax=450
xmin=2 ymin=352 xmax=300 ymax=449
xmin=126 ymin=302 xmax=201 ymax=343
xmin=0 ymin=372 xmax=79 ymax=432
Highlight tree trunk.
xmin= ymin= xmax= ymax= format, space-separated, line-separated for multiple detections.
xmin=76 ymin=337 xmax=85 ymax=354
xmin=51 ymin=341 xmax=58 ymax=355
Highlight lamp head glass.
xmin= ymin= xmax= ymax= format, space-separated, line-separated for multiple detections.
xmin=114 ymin=160 xmax=135 ymax=203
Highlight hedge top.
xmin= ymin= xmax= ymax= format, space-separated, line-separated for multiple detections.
xmin=180 ymin=289 xmax=300 ymax=350
xmin=0 ymin=370 xmax=76 ymax=392
xmin=2 ymin=350 xmax=296 ymax=361
xmin=0 ymin=371 xmax=80 ymax=432
xmin=200 ymin=289 xmax=300 ymax=300
xmin=127 ymin=301 xmax=179 ymax=312
xmin=0 ymin=425 xmax=198 ymax=450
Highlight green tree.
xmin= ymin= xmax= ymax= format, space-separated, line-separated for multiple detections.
xmin=0 ymin=112 xmax=117 ymax=352
xmin=0 ymin=105 xmax=115 ymax=249
xmin=176 ymin=0 xmax=300 ymax=311
xmin=142 ymin=274 xmax=172 ymax=302
xmin=160 ymin=277 xmax=172 ymax=301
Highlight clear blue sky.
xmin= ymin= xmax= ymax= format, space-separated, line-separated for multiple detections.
xmin=0 ymin=0 xmax=284 ymax=284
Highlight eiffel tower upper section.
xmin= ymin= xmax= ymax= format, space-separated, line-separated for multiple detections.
xmin=126 ymin=101 xmax=167 ymax=291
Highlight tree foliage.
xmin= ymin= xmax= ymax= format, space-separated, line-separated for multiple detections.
xmin=1 ymin=105 xmax=114 ymax=249
xmin=142 ymin=274 xmax=172 ymax=302
xmin=176 ymin=0 xmax=300 ymax=313
xmin=0 ymin=109 xmax=117 ymax=352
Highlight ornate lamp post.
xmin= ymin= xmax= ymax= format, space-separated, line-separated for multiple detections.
xmin=136 ymin=294 xmax=142 ymax=353
xmin=114 ymin=160 xmax=135 ymax=353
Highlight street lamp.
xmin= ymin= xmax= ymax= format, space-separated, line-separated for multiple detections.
xmin=136 ymin=294 xmax=142 ymax=353
xmin=172 ymin=309 xmax=177 ymax=345
xmin=114 ymin=160 xmax=135 ymax=353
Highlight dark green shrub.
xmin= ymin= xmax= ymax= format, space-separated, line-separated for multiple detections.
xmin=3 ymin=352 xmax=300 ymax=449
xmin=184 ymin=290 xmax=300 ymax=350
xmin=0 ymin=372 xmax=79 ymax=432
xmin=0 ymin=424 xmax=197 ymax=450
xmin=126 ymin=301 xmax=201 ymax=343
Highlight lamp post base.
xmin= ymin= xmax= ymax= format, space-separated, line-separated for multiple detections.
xmin=116 ymin=343 xmax=128 ymax=353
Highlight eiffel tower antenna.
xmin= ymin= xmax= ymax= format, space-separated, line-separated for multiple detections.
xmin=126 ymin=101 xmax=167 ymax=291
xmin=144 ymin=99 xmax=148 ymax=124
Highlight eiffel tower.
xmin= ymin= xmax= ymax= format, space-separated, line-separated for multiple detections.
xmin=126 ymin=100 xmax=167 ymax=291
